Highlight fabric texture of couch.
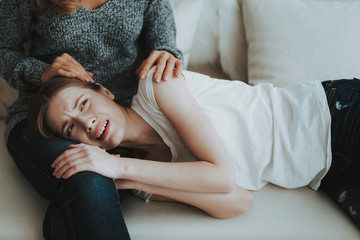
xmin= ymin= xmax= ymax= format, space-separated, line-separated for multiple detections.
xmin=1 ymin=0 xmax=360 ymax=239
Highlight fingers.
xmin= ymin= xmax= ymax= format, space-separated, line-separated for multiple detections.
xmin=41 ymin=53 xmax=94 ymax=83
xmin=51 ymin=144 xmax=117 ymax=179
xmin=60 ymin=53 xmax=95 ymax=82
xmin=52 ymin=146 xmax=87 ymax=179
xmin=137 ymin=50 xmax=183 ymax=82
xmin=174 ymin=60 xmax=183 ymax=77
xmin=137 ymin=51 xmax=159 ymax=80
xmin=161 ymin=58 xmax=176 ymax=81
xmin=153 ymin=57 xmax=167 ymax=82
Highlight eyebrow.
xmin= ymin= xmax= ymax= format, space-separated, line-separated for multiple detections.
xmin=60 ymin=94 xmax=84 ymax=136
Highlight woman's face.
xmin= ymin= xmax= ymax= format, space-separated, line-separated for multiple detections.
xmin=46 ymin=86 xmax=125 ymax=150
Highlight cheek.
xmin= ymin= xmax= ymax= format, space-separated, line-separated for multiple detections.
xmin=70 ymin=129 xmax=90 ymax=145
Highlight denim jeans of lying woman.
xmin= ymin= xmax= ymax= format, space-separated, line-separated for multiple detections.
xmin=6 ymin=120 xmax=131 ymax=240
xmin=321 ymin=79 xmax=360 ymax=228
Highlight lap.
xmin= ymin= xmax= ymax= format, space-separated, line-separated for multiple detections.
xmin=6 ymin=119 xmax=117 ymax=200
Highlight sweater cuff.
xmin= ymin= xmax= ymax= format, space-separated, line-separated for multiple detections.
xmin=12 ymin=57 xmax=49 ymax=88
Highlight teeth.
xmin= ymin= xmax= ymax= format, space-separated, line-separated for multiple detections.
xmin=97 ymin=120 xmax=108 ymax=139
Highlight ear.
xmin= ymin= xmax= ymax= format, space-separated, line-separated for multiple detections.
xmin=96 ymin=83 xmax=115 ymax=100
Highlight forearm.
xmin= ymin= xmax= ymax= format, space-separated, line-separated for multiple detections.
xmin=142 ymin=0 xmax=183 ymax=62
xmin=119 ymin=180 xmax=254 ymax=219
xmin=117 ymin=157 xmax=235 ymax=194
xmin=0 ymin=0 xmax=47 ymax=88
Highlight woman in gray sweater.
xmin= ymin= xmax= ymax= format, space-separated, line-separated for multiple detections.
xmin=0 ymin=0 xmax=183 ymax=239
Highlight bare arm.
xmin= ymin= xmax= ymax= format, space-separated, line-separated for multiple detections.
xmin=116 ymin=179 xmax=254 ymax=219
xmin=114 ymin=74 xmax=237 ymax=193
xmin=53 ymin=73 xmax=238 ymax=194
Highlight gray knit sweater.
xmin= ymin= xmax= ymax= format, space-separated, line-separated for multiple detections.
xmin=0 ymin=0 xmax=183 ymax=142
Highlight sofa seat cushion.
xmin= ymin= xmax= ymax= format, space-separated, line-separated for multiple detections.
xmin=122 ymin=184 xmax=360 ymax=240
xmin=0 ymin=120 xmax=47 ymax=239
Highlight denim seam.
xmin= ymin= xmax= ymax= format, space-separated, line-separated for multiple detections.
xmin=327 ymin=87 xmax=336 ymax=105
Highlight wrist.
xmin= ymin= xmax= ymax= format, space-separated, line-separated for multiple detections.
xmin=112 ymin=155 xmax=126 ymax=179
xmin=40 ymin=66 xmax=50 ymax=83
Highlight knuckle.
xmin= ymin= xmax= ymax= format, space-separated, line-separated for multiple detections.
xmin=168 ymin=58 xmax=176 ymax=65
xmin=54 ymin=56 xmax=62 ymax=63
xmin=160 ymin=51 xmax=167 ymax=57
xmin=65 ymin=161 xmax=73 ymax=168
xmin=72 ymin=165 xmax=78 ymax=171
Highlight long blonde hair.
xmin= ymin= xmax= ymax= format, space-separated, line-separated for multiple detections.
xmin=36 ymin=0 xmax=78 ymax=14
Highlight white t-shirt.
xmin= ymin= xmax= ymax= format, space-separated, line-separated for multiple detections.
xmin=132 ymin=68 xmax=332 ymax=191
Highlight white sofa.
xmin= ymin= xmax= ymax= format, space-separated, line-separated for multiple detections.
xmin=1 ymin=0 xmax=360 ymax=239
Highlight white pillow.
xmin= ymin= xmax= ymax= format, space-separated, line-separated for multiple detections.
xmin=218 ymin=0 xmax=247 ymax=82
xmin=187 ymin=0 xmax=248 ymax=82
xmin=0 ymin=77 xmax=18 ymax=120
xmin=243 ymin=0 xmax=360 ymax=87
xmin=170 ymin=0 xmax=204 ymax=68
xmin=187 ymin=0 xmax=220 ymax=69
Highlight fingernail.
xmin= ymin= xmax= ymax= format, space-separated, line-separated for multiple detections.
xmin=85 ymin=77 xmax=91 ymax=82
xmin=164 ymin=76 xmax=168 ymax=81
xmin=140 ymin=74 xmax=145 ymax=80
xmin=70 ymin=73 xmax=77 ymax=77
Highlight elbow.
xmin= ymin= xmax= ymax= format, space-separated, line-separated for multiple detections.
xmin=240 ymin=190 xmax=254 ymax=214
xmin=210 ymin=190 xmax=254 ymax=219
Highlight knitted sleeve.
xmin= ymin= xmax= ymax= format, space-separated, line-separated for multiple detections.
xmin=0 ymin=0 xmax=48 ymax=89
xmin=142 ymin=0 xmax=184 ymax=63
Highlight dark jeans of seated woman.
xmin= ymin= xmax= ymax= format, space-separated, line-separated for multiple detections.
xmin=6 ymin=120 xmax=131 ymax=240
xmin=321 ymin=79 xmax=360 ymax=228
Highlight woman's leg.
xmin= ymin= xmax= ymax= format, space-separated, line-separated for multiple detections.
xmin=43 ymin=203 xmax=72 ymax=240
xmin=321 ymin=79 xmax=360 ymax=228
xmin=6 ymin=120 xmax=131 ymax=240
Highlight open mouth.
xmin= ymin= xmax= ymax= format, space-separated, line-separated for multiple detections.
xmin=95 ymin=120 xmax=109 ymax=140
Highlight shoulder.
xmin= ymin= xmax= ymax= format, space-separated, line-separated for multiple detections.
xmin=151 ymin=71 xmax=191 ymax=118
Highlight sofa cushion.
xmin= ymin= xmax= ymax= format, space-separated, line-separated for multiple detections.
xmin=0 ymin=121 xmax=47 ymax=239
xmin=242 ymin=0 xmax=360 ymax=87
xmin=218 ymin=0 xmax=247 ymax=81
xmin=0 ymin=77 xmax=18 ymax=120
xmin=170 ymin=0 xmax=204 ymax=68
xmin=122 ymin=184 xmax=360 ymax=240
xmin=188 ymin=0 xmax=248 ymax=82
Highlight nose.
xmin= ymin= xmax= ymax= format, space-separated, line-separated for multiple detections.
xmin=77 ymin=116 xmax=96 ymax=133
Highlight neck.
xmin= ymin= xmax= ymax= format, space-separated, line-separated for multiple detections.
xmin=119 ymin=108 xmax=161 ymax=149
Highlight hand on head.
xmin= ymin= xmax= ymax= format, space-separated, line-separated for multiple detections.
xmin=41 ymin=53 xmax=94 ymax=83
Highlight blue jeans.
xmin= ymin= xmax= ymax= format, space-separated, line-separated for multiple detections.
xmin=6 ymin=120 xmax=131 ymax=240
xmin=321 ymin=79 xmax=360 ymax=228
